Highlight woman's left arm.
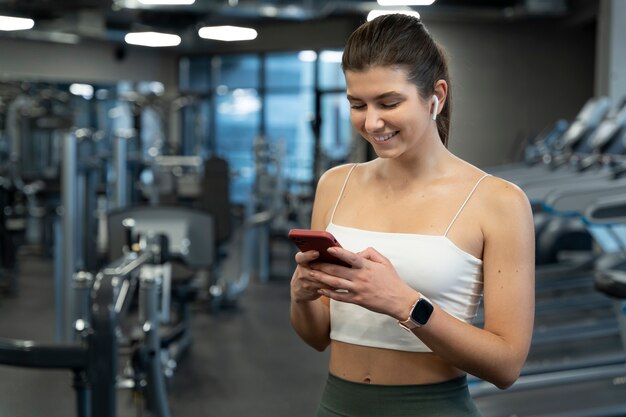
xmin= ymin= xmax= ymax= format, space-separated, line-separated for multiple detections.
xmin=412 ymin=180 xmax=535 ymax=388
xmin=314 ymin=179 xmax=535 ymax=389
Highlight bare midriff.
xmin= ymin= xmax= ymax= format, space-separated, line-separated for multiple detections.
xmin=329 ymin=340 xmax=464 ymax=385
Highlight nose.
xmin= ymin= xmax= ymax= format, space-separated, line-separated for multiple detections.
xmin=364 ymin=107 xmax=384 ymax=132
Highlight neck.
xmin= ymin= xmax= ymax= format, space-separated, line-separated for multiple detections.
xmin=376 ymin=130 xmax=452 ymax=183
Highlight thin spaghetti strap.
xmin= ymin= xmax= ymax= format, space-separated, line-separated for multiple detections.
xmin=444 ymin=174 xmax=491 ymax=237
xmin=329 ymin=164 xmax=359 ymax=223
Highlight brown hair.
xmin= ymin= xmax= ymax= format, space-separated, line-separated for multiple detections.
xmin=342 ymin=14 xmax=451 ymax=147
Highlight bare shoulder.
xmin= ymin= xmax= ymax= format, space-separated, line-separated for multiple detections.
xmin=477 ymin=175 xmax=533 ymax=232
xmin=311 ymin=163 xmax=359 ymax=228
xmin=479 ymin=175 xmax=531 ymax=213
xmin=317 ymin=163 xmax=358 ymax=192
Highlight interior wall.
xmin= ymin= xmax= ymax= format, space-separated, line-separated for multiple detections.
xmin=430 ymin=20 xmax=596 ymax=168
xmin=0 ymin=37 xmax=179 ymax=89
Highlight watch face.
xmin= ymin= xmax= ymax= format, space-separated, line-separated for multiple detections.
xmin=411 ymin=298 xmax=434 ymax=325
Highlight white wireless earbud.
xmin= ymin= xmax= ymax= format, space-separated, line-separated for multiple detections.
xmin=431 ymin=95 xmax=439 ymax=121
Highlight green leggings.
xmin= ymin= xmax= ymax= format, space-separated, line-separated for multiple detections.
xmin=316 ymin=374 xmax=482 ymax=417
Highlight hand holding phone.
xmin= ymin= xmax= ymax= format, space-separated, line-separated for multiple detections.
xmin=288 ymin=229 xmax=351 ymax=268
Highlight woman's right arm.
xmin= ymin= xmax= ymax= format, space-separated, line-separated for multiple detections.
xmin=290 ymin=166 xmax=347 ymax=351
xmin=290 ymin=263 xmax=331 ymax=351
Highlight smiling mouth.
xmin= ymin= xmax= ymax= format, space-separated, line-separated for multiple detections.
xmin=373 ymin=131 xmax=398 ymax=142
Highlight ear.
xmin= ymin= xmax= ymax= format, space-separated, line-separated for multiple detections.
xmin=432 ymin=80 xmax=448 ymax=118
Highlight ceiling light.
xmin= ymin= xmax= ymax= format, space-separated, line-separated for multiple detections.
xmin=138 ymin=0 xmax=195 ymax=4
xmin=320 ymin=51 xmax=343 ymax=63
xmin=367 ymin=10 xmax=421 ymax=21
xmin=298 ymin=50 xmax=317 ymax=62
xmin=0 ymin=15 xmax=35 ymax=31
xmin=198 ymin=26 xmax=257 ymax=42
xmin=69 ymin=84 xmax=94 ymax=100
xmin=377 ymin=0 xmax=436 ymax=5
xmin=124 ymin=31 xmax=181 ymax=47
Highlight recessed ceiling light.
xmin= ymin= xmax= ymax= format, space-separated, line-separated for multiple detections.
xmin=377 ymin=0 xmax=436 ymax=5
xmin=298 ymin=50 xmax=317 ymax=62
xmin=124 ymin=31 xmax=181 ymax=47
xmin=0 ymin=15 xmax=35 ymax=31
xmin=198 ymin=26 xmax=257 ymax=42
xmin=319 ymin=51 xmax=343 ymax=63
xmin=69 ymin=83 xmax=94 ymax=100
xmin=138 ymin=0 xmax=195 ymax=5
xmin=367 ymin=10 xmax=421 ymax=21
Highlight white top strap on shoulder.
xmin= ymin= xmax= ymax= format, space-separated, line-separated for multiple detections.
xmin=329 ymin=163 xmax=359 ymax=223
xmin=444 ymin=174 xmax=491 ymax=237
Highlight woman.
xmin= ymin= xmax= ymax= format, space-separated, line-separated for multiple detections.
xmin=290 ymin=14 xmax=535 ymax=417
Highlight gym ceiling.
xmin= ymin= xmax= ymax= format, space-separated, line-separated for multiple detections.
xmin=0 ymin=0 xmax=597 ymax=53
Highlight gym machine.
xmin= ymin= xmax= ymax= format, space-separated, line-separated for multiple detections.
xmin=471 ymin=186 xmax=626 ymax=417
xmin=0 ymin=228 xmax=175 ymax=417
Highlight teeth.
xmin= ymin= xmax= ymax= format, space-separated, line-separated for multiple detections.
xmin=373 ymin=132 xmax=396 ymax=142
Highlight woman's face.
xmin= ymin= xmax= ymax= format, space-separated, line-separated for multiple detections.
xmin=345 ymin=66 xmax=433 ymax=159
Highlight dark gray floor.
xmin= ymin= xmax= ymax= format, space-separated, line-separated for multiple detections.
xmin=0 ymin=248 xmax=329 ymax=417
xmin=3 ymin=248 xmax=626 ymax=417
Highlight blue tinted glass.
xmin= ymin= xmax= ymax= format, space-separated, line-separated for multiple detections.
xmin=319 ymin=50 xmax=346 ymax=90
xmin=180 ymin=99 xmax=211 ymax=157
xmin=321 ymin=93 xmax=351 ymax=161
xmin=266 ymin=92 xmax=315 ymax=184
xmin=266 ymin=52 xmax=314 ymax=89
xmin=212 ymin=55 xmax=260 ymax=88
xmin=215 ymin=88 xmax=261 ymax=203
xmin=179 ymin=57 xmax=210 ymax=92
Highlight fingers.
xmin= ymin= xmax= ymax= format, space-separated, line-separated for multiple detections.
xmin=324 ymin=246 xmax=388 ymax=268
xmin=291 ymin=269 xmax=335 ymax=303
xmin=358 ymin=247 xmax=389 ymax=264
xmin=295 ymin=250 xmax=319 ymax=265
xmin=298 ymin=276 xmax=334 ymax=293
xmin=318 ymin=288 xmax=352 ymax=303
xmin=308 ymin=269 xmax=353 ymax=293
xmin=326 ymin=247 xmax=364 ymax=269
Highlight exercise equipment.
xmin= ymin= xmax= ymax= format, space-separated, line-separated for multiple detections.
xmin=472 ymin=170 xmax=626 ymax=416
xmin=0 ymin=230 xmax=171 ymax=417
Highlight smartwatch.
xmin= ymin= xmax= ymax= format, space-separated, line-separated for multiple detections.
xmin=398 ymin=295 xmax=434 ymax=331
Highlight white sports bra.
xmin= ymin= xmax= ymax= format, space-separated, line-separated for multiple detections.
xmin=328 ymin=164 xmax=488 ymax=352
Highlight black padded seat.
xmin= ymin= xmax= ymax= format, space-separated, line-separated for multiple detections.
xmin=595 ymin=269 xmax=626 ymax=299
xmin=586 ymin=194 xmax=626 ymax=299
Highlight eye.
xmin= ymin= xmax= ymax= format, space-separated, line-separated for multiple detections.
xmin=350 ymin=103 xmax=366 ymax=110
xmin=380 ymin=102 xmax=399 ymax=109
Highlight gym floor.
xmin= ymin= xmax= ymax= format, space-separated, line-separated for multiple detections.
xmin=4 ymin=248 xmax=626 ymax=417
xmin=0 ymin=248 xmax=329 ymax=417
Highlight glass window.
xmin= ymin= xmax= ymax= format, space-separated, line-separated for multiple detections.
xmin=211 ymin=55 xmax=260 ymax=89
xmin=179 ymin=57 xmax=210 ymax=93
xmin=178 ymin=50 xmax=353 ymax=205
xmin=265 ymin=52 xmax=315 ymax=89
xmin=265 ymin=91 xmax=315 ymax=186
xmin=215 ymin=88 xmax=261 ymax=203
xmin=180 ymin=99 xmax=211 ymax=157
xmin=320 ymin=93 xmax=351 ymax=164
xmin=318 ymin=49 xmax=346 ymax=90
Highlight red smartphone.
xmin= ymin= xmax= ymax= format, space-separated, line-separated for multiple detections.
xmin=288 ymin=229 xmax=351 ymax=268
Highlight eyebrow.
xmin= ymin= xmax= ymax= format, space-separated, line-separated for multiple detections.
xmin=346 ymin=91 xmax=404 ymax=101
